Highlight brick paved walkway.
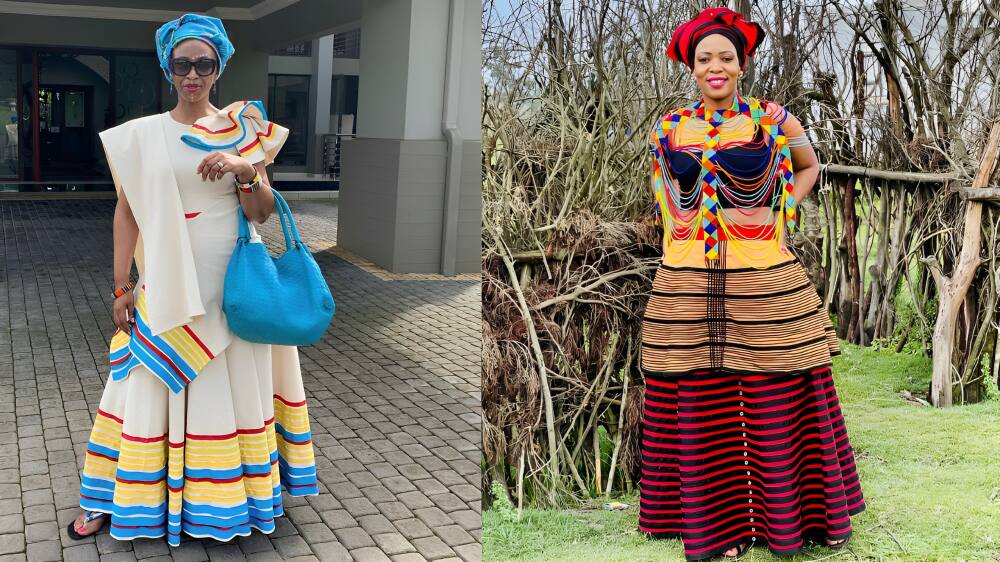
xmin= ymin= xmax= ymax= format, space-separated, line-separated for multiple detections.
xmin=0 ymin=199 xmax=482 ymax=562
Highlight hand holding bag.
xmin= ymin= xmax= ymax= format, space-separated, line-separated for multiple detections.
xmin=223 ymin=190 xmax=335 ymax=345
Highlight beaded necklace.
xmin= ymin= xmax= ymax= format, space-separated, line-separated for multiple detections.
xmin=649 ymin=93 xmax=797 ymax=266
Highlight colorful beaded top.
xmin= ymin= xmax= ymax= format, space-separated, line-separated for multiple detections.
xmin=648 ymin=94 xmax=797 ymax=267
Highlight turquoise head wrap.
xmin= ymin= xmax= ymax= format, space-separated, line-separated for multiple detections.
xmin=155 ymin=13 xmax=235 ymax=81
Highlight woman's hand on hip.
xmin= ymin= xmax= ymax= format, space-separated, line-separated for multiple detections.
xmin=113 ymin=292 xmax=135 ymax=335
xmin=197 ymin=151 xmax=255 ymax=183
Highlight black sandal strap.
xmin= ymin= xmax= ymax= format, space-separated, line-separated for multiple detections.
xmin=67 ymin=512 xmax=107 ymax=540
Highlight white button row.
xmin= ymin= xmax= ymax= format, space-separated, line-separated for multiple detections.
xmin=742 ymin=385 xmax=753 ymax=543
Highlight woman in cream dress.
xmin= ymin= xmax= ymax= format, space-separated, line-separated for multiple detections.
xmin=69 ymin=14 xmax=318 ymax=545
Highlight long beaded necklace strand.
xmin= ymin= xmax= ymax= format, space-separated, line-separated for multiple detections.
xmin=648 ymin=93 xmax=797 ymax=267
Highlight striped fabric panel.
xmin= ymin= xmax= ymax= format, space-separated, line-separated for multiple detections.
xmin=109 ymin=288 xmax=214 ymax=394
xmin=641 ymin=259 xmax=839 ymax=376
xmin=178 ymin=426 xmax=282 ymax=542
xmin=639 ymin=369 xmax=866 ymax=560
xmin=78 ymin=394 xmax=318 ymax=546
xmin=80 ymin=409 xmax=169 ymax=540
xmin=273 ymin=395 xmax=319 ymax=495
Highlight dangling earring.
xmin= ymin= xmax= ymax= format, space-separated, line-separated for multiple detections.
xmin=169 ymin=83 xmax=174 ymax=95
xmin=212 ymin=82 xmax=217 ymax=94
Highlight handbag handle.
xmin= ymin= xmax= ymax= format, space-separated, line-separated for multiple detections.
xmin=272 ymin=190 xmax=305 ymax=247
xmin=235 ymin=189 xmax=303 ymax=250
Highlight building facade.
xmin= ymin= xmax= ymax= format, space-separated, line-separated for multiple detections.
xmin=0 ymin=0 xmax=480 ymax=274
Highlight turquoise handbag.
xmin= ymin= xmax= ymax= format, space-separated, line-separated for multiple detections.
xmin=223 ymin=190 xmax=335 ymax=345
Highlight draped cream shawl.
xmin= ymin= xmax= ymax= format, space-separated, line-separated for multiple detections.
xmin=99 ymin=114 xmax=205 ymax=337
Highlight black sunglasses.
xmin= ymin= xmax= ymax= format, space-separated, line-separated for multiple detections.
xmin=169 ymin=57 xmax=218 ymax=77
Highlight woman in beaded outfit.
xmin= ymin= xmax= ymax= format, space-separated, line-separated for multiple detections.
xmin=68 ymin=14 xmax=318 ymax=545
xmin=639 ymin=8 xmax=866 ymax=560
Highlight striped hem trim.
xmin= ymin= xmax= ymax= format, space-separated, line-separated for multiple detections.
xmin=108 ymin=289 xmax=214 ymax=394
xmin=658 ymin=258 xmax=799 ymax=274
xmin=641 ymin=363 xmax=835 ymax=379
xmin=642 ymin=334 xmax=829 ymax=352
xmin=78 ymin=393 xmax=318 ymax=547
xmin=650 ymin=281 xmax=814 ymax=300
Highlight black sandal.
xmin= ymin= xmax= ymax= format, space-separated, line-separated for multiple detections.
xmin=722 ymin=540 xmax=752 ymax=558
xmin=67 ymin=511 xmax=107 ymax=540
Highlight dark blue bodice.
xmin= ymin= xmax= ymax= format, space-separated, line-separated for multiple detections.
xmin=662 ymin=125 xmax=781 ymax=210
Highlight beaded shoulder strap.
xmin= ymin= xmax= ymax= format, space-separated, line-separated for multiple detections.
xmin=752 ymin=98 xmax=797 ymax=231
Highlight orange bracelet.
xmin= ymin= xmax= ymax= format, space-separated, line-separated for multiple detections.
xmin=113 ymin=280 xmax=135 ymax=299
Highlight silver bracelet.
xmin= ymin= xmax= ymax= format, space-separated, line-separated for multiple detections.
xmin=787 ymin=134 xmax=811 ymax=148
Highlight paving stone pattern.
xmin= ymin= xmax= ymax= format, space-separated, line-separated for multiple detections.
xmin=0 ymin=200 xmax=482 ymax=562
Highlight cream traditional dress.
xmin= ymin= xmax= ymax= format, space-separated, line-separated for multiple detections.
xmin=78 ymin=101 xmax=318 ymax=545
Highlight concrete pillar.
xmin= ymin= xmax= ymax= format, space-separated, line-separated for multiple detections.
xmin=338 ymin=0 xmax=481 ymax=274
xmin=308 ymin=34 xmax=334 ymax=174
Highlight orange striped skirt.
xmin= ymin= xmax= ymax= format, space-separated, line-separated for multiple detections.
xmin=640 ymin=253 xmax=839 ymax=377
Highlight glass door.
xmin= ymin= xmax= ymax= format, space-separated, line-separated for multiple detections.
xmin=37 ymin=52 xmax=110 ymax=180
xmin=0 ymin=49 xmax=17 ymax=180
xmin=2 ymin=48 xmax=161 ymax=188
xmin=38 ymin=86 xmax=93 ymax=180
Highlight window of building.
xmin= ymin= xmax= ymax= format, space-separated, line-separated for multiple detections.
xmin=271 ymin=42 xmax=312 ymax=57
xmin=333 ymin=29 xmax=360 ymax=59
xmin=267 ymin=74 xmax=310 ymax=166
xmin=330 ymin=74 xmax=358 ymax=135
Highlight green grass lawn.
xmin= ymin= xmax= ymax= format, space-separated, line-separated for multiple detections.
xmin=483 ymin=343 xmax=1000 ymax=561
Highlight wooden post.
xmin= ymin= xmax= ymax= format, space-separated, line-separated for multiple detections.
xmin=843 ymin=175 xmax=863 ymax=344
xmin=924 ymin=120 xmax=1000 ymax=407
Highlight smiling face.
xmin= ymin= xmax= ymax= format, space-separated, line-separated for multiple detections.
xmin=169 ymin=38 xmax=218 ymax=103
xmin=691 ymin=33 xmax=741 ymax=105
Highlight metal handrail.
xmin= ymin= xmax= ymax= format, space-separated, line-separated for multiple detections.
xmin=322 ymin=133 xmax=356 ymax=180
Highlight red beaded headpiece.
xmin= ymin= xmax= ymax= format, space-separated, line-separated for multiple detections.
xmin=666 ymin=7 xmax=764 ymax=69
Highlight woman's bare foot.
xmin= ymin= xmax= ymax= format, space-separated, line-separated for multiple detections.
xmin=70 ymin=512 xmax=106 ymax=538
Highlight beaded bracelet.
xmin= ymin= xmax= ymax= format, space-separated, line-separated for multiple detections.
xmin=113 ymin=280 xmax=135 ymax=299
xmin=236 ymin=171 xmax=262 ymax=193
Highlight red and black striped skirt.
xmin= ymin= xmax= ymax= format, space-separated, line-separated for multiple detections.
xmin=639 ymin=256 xmax=866 ymax=559
xmin=638 ymin=369 xmax=866 ymax=559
